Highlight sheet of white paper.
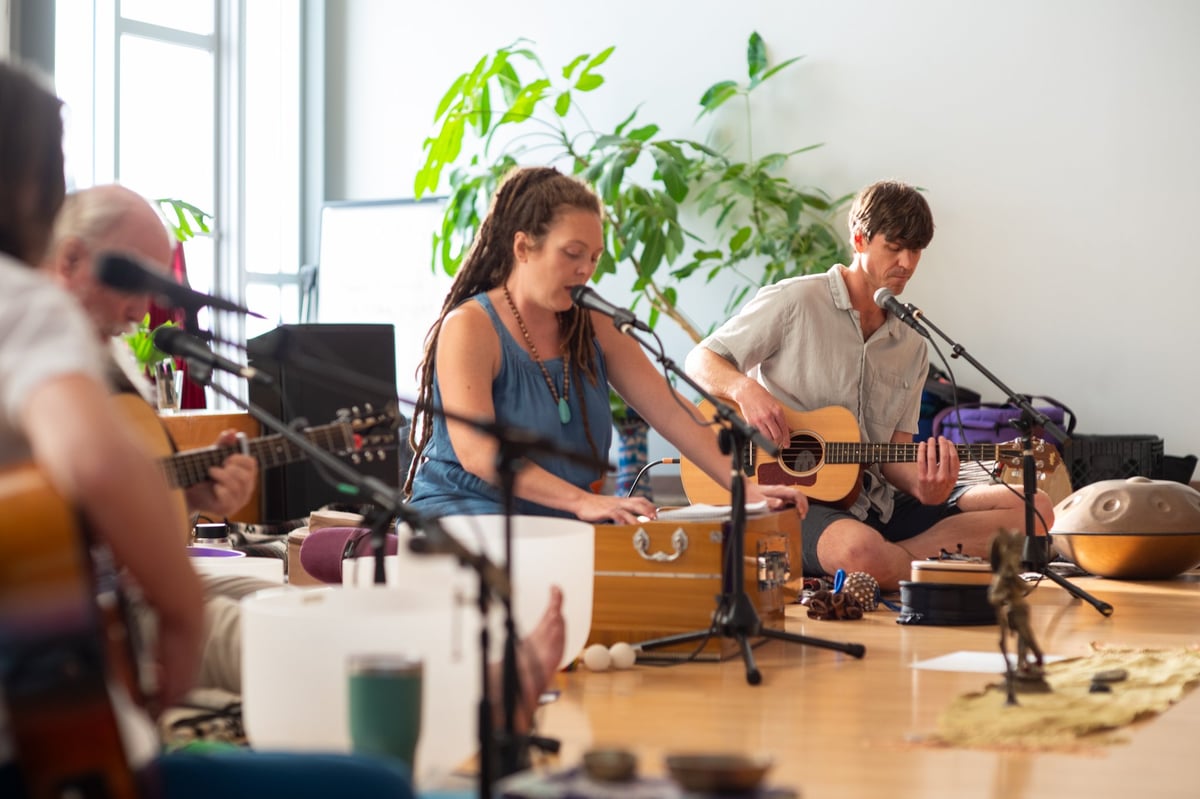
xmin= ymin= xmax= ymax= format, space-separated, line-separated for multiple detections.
xmin=911 ymin=650 xmax=1068 ymax=673
xmin=647 ymin=500 xmax=769 ymax=522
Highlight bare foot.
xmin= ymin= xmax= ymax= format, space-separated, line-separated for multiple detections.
xmin=492 ymin=585 xmax=565 ymax=731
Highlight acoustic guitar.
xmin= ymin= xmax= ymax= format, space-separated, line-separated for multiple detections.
xmin=113 ymin=394 xmax=401 ymax=538
xmin=150 ymin=402 xmax=400 ymax=492
xmin=0 ymin=463 xmax=158 ymax=799
xmin=679 ymin=400 xmax=1065 ymax=506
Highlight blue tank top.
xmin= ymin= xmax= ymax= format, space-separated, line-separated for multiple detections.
xmin=408 ymin=293 xmax=612 ymax=518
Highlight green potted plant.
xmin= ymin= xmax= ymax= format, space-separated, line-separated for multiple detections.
xmin=123 ymin=314 xmax=176 ymax=373
xmin=121 ymin=198 xmax=214 ymax=409
xmin=414 ymin=32 xmax=851 ymax=343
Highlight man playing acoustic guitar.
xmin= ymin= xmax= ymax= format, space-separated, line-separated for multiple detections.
xmin=684 ymin=179 xmax=1054 ymax=590
xmin=42 ymin=184 xmax=261 ymax=693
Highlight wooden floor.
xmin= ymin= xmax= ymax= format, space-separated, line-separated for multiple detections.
xmin=533 ymin=571 xmax=1200 ymax=799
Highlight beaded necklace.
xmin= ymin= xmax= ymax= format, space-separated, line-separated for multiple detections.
xmin=501 ymin=285 xmax=572 ymax=424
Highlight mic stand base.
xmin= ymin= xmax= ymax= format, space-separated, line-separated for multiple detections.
xmin=635 ymin=588 xmax=866 ymax=685
xmin=634 ymin=429 xmax=865 ymax=685
xmin=1021 ymin=536 xmax=1113 ymax=617
xmin=1012 ymin=418 xmax=1113 ymax=617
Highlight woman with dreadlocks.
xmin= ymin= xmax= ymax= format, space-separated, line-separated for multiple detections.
xmin=404 ymin=166 xmax=805 ymax=525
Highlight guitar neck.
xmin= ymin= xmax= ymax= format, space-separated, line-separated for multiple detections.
xmin=822 ymin=441 xmax=1014 ymax=465
xmin=161 ymin=424 xmax=354 ymax=489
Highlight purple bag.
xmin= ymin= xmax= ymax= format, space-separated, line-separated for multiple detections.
xmin=931 ymin=395 xmax=1075 ymax=447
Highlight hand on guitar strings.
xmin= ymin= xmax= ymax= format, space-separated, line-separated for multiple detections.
xmin=183 ymin=429 xmax=259 ymax=518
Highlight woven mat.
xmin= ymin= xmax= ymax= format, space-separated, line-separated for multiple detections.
xmin=928 ymin=644 xmax=1200 ymax=751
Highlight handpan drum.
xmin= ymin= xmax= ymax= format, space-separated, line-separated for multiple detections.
xmin=1051 ymin=477 xmax=1200 ymax=579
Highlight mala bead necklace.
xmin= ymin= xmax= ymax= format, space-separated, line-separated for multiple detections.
xmin=502 ymin=285 xmax=572 ymax=424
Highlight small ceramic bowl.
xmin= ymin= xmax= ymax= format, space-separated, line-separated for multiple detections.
xmin=582 ymin=748 xmax=637 ymax=783
xmin=665 ymin=752 xmax=773 ymax=794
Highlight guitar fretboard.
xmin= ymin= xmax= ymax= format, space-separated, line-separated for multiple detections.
xmin=799 ymin=441 xmax=1018 ymax=465
xmin=161 ymin=424 xmax=355 ymax=489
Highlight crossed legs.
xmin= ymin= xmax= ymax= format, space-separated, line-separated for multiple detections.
xmin=815 ymin=483 xmax=1055 ymax=590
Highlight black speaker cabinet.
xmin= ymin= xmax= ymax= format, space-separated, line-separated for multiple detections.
xmin=247 ymin=323 xmax=403 ymax=522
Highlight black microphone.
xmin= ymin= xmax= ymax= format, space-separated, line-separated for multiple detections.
xmin=153 ymin=326 xmax=274 ymax=385
xmin=95 ymin=253 xmax=264 ymax=318
xmin=873 ymin=287 xmax=930 ymax=339
xmin=569 ymin=285 xmax=651 ymax=334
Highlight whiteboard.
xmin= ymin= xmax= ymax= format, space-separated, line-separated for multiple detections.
xmin=316 ymin=198 xmax=453 ymax=401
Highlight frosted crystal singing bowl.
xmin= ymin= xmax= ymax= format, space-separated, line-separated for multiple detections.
xmin=359 ymin=513 xmax=594 ymax=671
xmin=240 ymin=585 xmax=476 ymax=787
xmin=1050 ymin=477 xmax=1200 ymax=579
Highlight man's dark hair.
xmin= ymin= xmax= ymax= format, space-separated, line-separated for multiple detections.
xmin=847 ymin=180 xmax=934 ymax=250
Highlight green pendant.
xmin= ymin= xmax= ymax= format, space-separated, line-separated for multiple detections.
xmin=558 ymin=397 xmax=571 ymax=425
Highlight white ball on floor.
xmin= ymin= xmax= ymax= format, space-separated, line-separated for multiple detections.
xmin=583 ymin=643 xmax=612 ymax=672
xmin=608 ymin=642 xmax=636 ymax=670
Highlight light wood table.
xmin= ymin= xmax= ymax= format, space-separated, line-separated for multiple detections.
xmin=535 ymin=573 xmax=1200 ymax=798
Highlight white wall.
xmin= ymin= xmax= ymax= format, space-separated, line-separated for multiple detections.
xmin=326 ymin=0 xmax=1200 ymax=470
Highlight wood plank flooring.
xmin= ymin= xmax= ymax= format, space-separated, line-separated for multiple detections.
xmin=533 ymin=572 xmax=1200 ymax=798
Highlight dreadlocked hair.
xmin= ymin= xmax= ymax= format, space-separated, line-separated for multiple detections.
xmin=404 ymin=166 xmax=605 ymax=497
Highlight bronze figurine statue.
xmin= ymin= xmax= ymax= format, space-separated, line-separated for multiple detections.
xmin=988 ymin=530 xmax=1050 ymax=703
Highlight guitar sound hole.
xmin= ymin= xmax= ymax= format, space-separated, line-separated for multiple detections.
xmin=782 ymin=434 xmax=823 ymax=475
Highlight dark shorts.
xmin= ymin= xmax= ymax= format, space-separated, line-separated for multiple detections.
xmin=800 ymin=485 xmax=969 ymax=577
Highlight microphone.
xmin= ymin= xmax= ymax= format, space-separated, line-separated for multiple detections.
xmin=95 ymin=253 xmax=264 ymax=318
xmin=153 ymin=326 xmax=274 ymax=385
xmin=569 ymin=285 xmax=651 ymax=334
xmin=873 ymin=287 xmax=930 ymax=339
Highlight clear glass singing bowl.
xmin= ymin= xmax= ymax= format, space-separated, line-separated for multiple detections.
xmin=346 ymin=513 xmax=595 ymax=672
xmin=1051 ymin=477 xmax=1200 ymax=579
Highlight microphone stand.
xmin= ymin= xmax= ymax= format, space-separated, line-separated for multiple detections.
xmin=181 ymin=358 xmax=521 ymax=799
xmin=908 ymin=307 xmax=1113 ymax=617
xmin=617 ymin=329 xmax=866 ymax=685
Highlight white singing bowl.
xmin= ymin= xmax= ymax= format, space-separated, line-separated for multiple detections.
xmin=345 ymin=514 xmax=594 ymax=671
xmin=240 ymin=585 xmax=477 ymax=787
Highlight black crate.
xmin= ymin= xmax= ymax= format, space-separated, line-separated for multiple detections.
xmin=1063 ymin=434 xmax=1164 ymax=488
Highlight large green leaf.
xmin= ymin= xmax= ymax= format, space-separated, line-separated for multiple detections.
xmin=758 ymin=56 xmax=804 ymax=84
xmin=747 ymin=32 xmax=767 ymax=82
xmin=586 ymin=46 xmax=615 ymax=71
xmin=575 ymin=73 xmax=604 ymax=92
xmin=562 ymin=54 xmax=587 ymax=80
xmin=698 ymin=80 xmax=738 ymax=116
xmin=554 ymin=91 xmax=571 ymax=117
xmin=434 ymin=73 xmax=468 ymax=122
xmin=626 ymin=124 xmax=659 ymax=142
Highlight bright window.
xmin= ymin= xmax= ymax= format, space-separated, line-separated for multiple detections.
xmin=54 ymin=0 xmax=303 ymax=400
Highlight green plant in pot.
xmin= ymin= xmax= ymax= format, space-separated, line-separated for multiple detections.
xmin=414 ymin=33 xmax=850 ymax=494
xmin=123 ymin=313 xmax=176 ymax=374
xmin=415 ymin=32 xmax=849 ymax=345
xmin=122 ymin=198 xmax=213 ymax=407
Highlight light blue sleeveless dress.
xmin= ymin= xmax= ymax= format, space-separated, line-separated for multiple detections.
xmin=408 ymin=293 xmax=612 ymax=518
